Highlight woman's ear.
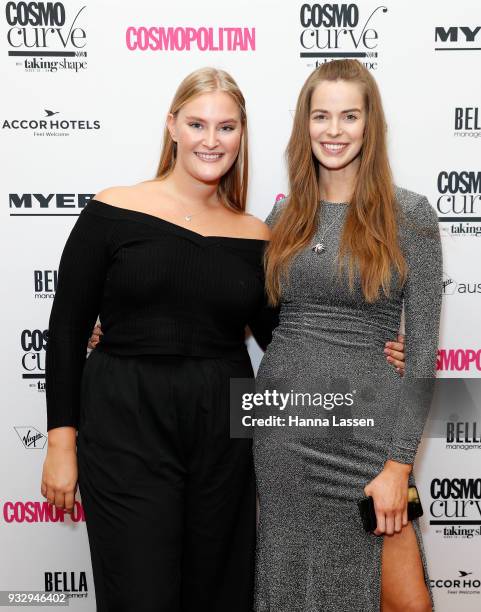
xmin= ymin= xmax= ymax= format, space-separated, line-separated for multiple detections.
xmin=166 ymin=112 xmax=177 ymax=143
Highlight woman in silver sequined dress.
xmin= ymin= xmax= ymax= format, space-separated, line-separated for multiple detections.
xmin=254 ymin=60 xmax=442 ymax=611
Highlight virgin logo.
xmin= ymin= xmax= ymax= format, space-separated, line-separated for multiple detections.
xmin=3 ymin=501 xmax=85 ymax=523
xmin=437 ymin=349 xmax=481 ymax=371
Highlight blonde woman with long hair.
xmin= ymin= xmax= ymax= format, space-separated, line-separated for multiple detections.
xmin=41 ymin=68 xmax=271 ymax=612
xmin=254 ymin=60 xmax=442 ymax=611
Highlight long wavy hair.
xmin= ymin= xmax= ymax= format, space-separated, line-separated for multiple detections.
xmin=155 ymin=67 xmax=248 ymax=213
xmin=265 ymin=59 xmax=407 ymax=305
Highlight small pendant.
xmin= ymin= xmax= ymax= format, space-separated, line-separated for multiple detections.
xmin=185 ymin=215 xmax=192 ymax=221
xmin=312 ymin=243 xmax=326 ymax=254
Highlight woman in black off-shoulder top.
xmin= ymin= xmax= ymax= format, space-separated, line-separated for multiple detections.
xmin=40 ymin=68 xmax=277 ymax=612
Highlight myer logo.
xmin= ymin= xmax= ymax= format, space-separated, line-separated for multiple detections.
xmin=9 ymin=193 xmax=92 ymax=216
xmin=14 ymin=426 xmax=46 ymax=449
xmin=435 ymin=26 xmax=481 ymax=51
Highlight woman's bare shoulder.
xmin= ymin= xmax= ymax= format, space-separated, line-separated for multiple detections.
xmin=92 ymin=182 xmax=160 ymax=211
xmin=238 ymin=213 xmax=272 ymax=240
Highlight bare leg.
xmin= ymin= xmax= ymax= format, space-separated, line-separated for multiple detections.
xmin=380 ymin=522 xmax=432 ymax=612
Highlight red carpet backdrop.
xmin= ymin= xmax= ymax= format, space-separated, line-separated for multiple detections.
xmin=1 ymin=0 xmax=480 ymax=609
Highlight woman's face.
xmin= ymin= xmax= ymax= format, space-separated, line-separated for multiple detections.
xmin=168 ymin=91 xmax=242 ymax=184
xmin=309 ymin=79 xmax=366 ymax=171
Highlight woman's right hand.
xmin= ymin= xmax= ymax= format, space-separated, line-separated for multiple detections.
xmin=88 ymin=323 xmax=103 ymax=349
xmin=41 ymin=430 xmax=78 ymax=514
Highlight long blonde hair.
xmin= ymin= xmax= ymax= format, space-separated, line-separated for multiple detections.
xmin=265 ymin=59 xmax=407 ymax=305
xmin=155 ymin=67 xmax=248 ymax=213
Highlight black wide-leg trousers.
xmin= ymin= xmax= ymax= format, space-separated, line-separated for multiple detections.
xmin=77 ymin=348 xmax=256 ymax=612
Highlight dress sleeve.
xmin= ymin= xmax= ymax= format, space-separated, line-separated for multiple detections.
xmin=386 ymin=196 xmax=443 ymax=464
xmin=45 ymin=208 xmax=113 ymax=431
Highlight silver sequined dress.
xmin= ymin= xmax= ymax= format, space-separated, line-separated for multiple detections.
xmin=253 ymin=186 xmax=442 ymax=612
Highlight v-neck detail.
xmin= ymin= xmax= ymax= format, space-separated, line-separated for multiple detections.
xmin=85 ymin=199 xmax=268 ymax=246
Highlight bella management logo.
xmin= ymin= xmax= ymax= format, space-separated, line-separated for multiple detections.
xmin=34 ymin=270 xmax=57 ymax=299
xmin=430 ymin=478 xmax=481 ymax=541
xmin=125 ymin=25 xmax=255 ymax=52
xmin=435 ymin=25 xmax=481 ymax=52
xmin=445 ymin=421 xmax=481 ymax=452
xmin=9 ymin=193 xmax=92 ymax=216
xmin=298 ymin=3 xmax=388 ymax=71
xmin=2 ymin=109 xmax=100 ymax=137
xmin=44 ymin=571 xmax=88 ymax=599
xmin=14 ymin=426 xmax=46 ymax=449
xmin=435 ymin=170 xmax=481 ymax=237
xmin=5 ymin=2 xmax=88 ymax=73
xmin=454 ymin=107 xmax=481 ymax=138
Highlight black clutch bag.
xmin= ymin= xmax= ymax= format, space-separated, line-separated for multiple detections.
xmin=358 ymin=485 xmax=423 ymax=533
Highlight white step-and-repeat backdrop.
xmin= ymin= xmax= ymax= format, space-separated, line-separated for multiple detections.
xmin=1 ymin=0 xmax=480 ymax=609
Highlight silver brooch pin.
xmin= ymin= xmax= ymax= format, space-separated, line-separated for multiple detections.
xmin=312 ymin=243 xmax=326 ymax=254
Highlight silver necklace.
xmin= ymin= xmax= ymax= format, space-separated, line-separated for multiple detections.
xmin=178 ymin=200 xmax=212 ymax=222
xmin=312 ymin=203 xmax=346 ymax=254
xmin=178 ymin=202 xmax=208 ymax=222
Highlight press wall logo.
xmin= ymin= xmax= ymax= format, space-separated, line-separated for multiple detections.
xmin=445 ymin=421 xmax=481 ymax=452
xmin=454 ymin=107 xmax=481 ymax=138
xmin=14 ymin=426 xmax=46 ymax=449
xmin=5 ymin=2 xmax=88 ymax=72
xmin=21 ymin=328 xmax=48 ymax=391
xmin=9 ymin=193 xmax=92 ymax=216
xmin=430 ymin=478 xmax=481 ymax=540
xmin=125 ymin=25 xmax=255 ymax=52
xmin=44 ymin=571 xmax=88 ymax=598
xmin=430 ymin=570 xmax=480 ymax=595
xmin=2 ymin=109 xmax=100 ymax=137
xmin=34 ymin=270 xmax=57 ymax=298
xmin=435 ymin=26 xmax=481 ymax=52
xmin=436 ymin=170 xmax=481 ymax=237
xmin=437 ymin=349 xmax=481 ymax=372
xmin=298 ymin=3 xmax=388 ymax=70
xmin=2 ymin=500 xmax=85 ymax=523
xmin=442 ymin=273 xmax=481 ymax=296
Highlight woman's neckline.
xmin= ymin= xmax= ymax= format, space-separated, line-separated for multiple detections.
xmin=86 ymin=198 xmax=268 ymax=243
xmin=320 ymin=199 xmax=349 ymax=206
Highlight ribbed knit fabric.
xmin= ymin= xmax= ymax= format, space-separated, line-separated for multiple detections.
xmin=45 ymin=199 xmax=279 ymax=431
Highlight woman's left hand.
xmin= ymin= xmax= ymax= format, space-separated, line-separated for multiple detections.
xmin=384 ymin=333 xmax=405 ymax=377
xmin=363 ymin=459 xmax=412 ymax=536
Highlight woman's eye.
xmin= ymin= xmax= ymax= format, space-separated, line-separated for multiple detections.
xmin=345 ymin=114 xmax=358 ymax=121
xmin=313 ymin=114 xmax=326 ymax=121
xmin=189 ymin=122 xmax=202 ymax=129
xmin=220 ymin=125 xmax=235 ymax=132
